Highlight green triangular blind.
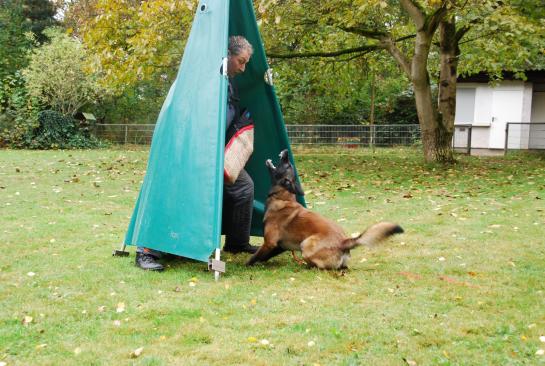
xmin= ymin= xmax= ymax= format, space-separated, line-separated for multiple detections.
xmin=124 ymin=0 xmax=305 ymax=262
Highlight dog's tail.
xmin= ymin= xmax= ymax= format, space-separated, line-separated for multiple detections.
xmin=341 ymin=222 xmax=403 ymax=250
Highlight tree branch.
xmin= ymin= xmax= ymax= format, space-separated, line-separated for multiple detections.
xmin=338 ymin=26 xmax=388 ymax=39
xmin=425 ymin=3 xmax=449 ymax=34
xmin=455 ymin=25 xmax=470 ymax=43
xmin=380 ymin=35 xmax=411 ymax=77
xmin=266 ymin=44 xmax=382 ymax=59
xmin=400 ymin=0 xmax=426 ymax=30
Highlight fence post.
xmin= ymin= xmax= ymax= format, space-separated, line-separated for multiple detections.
xmin=124 ymin=124 xmax=128 ymax=145
xmin=504 ymin=123 xmax=509 ymax=154
xmin=467 ymin=125 xmax=472 ymax=155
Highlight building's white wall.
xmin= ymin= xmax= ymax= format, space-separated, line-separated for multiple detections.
xmin=471 ymin=126 xmax=491 ymax=148
xmin=456 ymin=81 xmax=528 ymax=149
xmin=474 ymin=85 xmax=493 ymax=125
xmin=530 ymin=91 xmax=545 ymax=148
xmin=522 ymin=83 xmax=534 ymax=122
xmin=531 ymin=91 xmax=545 ymax=122
xmin=517 ymin=83 xmax=534 ymax=148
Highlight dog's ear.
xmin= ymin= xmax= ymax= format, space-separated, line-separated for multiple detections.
xmin=279 ymin=149 xmax=289 ymax=164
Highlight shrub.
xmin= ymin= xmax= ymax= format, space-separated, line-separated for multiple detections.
xmin=0 ymin=71 xmax=39 ymax=148
xmin=29 ymin=110 xmax=105 ymax=149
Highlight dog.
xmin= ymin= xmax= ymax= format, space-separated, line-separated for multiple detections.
xmin=247 ymin=150 xmax=403 ymax=269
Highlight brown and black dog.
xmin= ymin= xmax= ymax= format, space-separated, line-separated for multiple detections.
xmin=247 ymin=150 xmax=403 ymax=269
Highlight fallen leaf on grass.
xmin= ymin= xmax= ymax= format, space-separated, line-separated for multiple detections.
xmin=116 ymin=302 xmax=125 ymax=313
xmin=74 ymin=347 xmax=82 ymax=355
xmin=398 ymin=272 xmax=422 ymax=280
xmin=404 ymin=359 xmax=417 ymax=366
xmin=113 ymin=320 xmax=121 ymax=327
xmin=27 ymin=272 xmax=36 ymax=277
xmin=540 ymin=336 xmax=545 ymax=343
xmin=536 ymin=349 xmax=544 ymax=356
xmin=22 ymin=316 xmax=33 ymax=326
xmin=35 ymin=344 xmax=47 ymax=350
xmin=438 ymin=275 xmax=479 ymax=288
xmin=130 ymin=347 xmax=144 ymax=358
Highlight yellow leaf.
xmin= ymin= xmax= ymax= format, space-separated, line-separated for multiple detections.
xmin=130 ymin=347 xmax=144 ymax=358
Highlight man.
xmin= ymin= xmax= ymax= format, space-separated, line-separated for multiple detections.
xmin=135 ymin=35 xmax=258 ymax=271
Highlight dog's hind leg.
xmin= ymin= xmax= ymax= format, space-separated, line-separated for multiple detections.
xmin=301 ymin=235 xmax=343 ymax=270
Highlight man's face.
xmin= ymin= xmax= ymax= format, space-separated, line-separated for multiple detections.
xmin=227 ymin=49 xmax=251 ymax=77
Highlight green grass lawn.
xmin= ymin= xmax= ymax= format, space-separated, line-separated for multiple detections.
xmin=1 ymin=146 xmax=544 ymax=365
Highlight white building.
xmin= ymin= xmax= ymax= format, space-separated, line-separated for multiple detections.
xmin=454 ymin=71 xmax=545 ymax=155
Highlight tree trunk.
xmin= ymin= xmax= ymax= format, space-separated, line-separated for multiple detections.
xmin=410 ymin=31 xmax=454 ymax=163
xmin=369 ymin=72 xmax=375 ymax=149
xmin=436 ymin=17 xmax=459 ymax=163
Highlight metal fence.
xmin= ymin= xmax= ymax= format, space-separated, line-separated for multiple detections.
xmin=285 ymin=124 xmax=421 ymax=146
xmin=93 ymin=123 xmax=421 ymax=147
xmin=505 ymin=122 xmax=545 ymax=151
xmin=94 ymin=124 xmax=156 ymax=145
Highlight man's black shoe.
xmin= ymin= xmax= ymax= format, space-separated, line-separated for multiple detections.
xmin=223 ymin=243 xmax=259 ymax=254
xmin=135 ymin=253 xmax=164 ymax=271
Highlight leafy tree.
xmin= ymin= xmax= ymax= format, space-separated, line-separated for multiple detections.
xmin=0 ymin=0 xmax=34 ymax=80
xmin=81 ymin=0 xmax=195 ymax=93
xmin=261 ymin=0 xmax=545 ymax=162
xmin=22 ymin=0 xmax=58 ymax=43
xmin=0 ymin=71 xmax=39 ymax=148
xmin=23 ymin=27 xmax=103 ymax=116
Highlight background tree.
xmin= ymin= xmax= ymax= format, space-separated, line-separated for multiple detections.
xmin=81 ymin=0 xmax=195 ymax=92
xmin=23 ymin=27 xmax=103 ymax=116
xmin=261 ymin=0 xmax=545 ymax=162
xmin=22 ymin=0 xmax=58 ymax=43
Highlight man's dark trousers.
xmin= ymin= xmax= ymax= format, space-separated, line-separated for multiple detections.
xmin=222 ymin=168 xmax=254 ymax=248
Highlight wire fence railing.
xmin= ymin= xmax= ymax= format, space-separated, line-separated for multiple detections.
xmin=93 ymin=123 xmax=422 ymax=147
xmin=93 ymin=122 xmax=545 ymax=153
xmin=285 ymin=124 xmax=421 ymax=147
xmin=505 ymin=122 xmax=545 ymax=150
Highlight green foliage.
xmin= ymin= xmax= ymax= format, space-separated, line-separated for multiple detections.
xmin=21 ymin=0 xmax=58 ymax=43
xmin=0 ymin=0 xmax=35 ymax=80
xmin=29 ymin=109 xmax=105 ymax=149
xmin=96 ymin=81 xmax=167 ymax=124
xmin=81 ymin=0 xmax=196 ymax=93
xmin=34 ymin=110 xmax=77 ymax=146
xmin=0 ymin=71 xmax=39 ymax=148
xmin=379 ymin=90 xmax=419 ymax=125
xmin=23 ymin=27 xmax=104 ymax=117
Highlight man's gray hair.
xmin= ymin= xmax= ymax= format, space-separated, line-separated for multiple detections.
xmin=228 ymin=35 xmax=254 ymax=57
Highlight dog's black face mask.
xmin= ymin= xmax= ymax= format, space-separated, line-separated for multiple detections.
xmin=266 ymin=149 xmax=304 ymax=196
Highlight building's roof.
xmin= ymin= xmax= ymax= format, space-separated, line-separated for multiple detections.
xmin=81 ymin=112 xmax=96 ymax=121
xmin=458 ymin=70 xmax=545 ymax=83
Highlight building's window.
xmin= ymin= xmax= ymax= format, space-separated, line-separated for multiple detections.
xmin=455 ymin=88 xmax=476 ymax=124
